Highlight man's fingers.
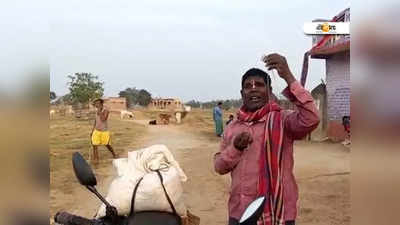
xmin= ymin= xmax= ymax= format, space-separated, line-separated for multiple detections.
xmin=267 ymin=64 xmax=279 ymax=71
xmin=265 ymin=59 xmax=279 ymax=65
xmin=243 ymin=133 xmax=253 ymax=144
xmin=233 ymin=132 xmax=253 ymax=150
xmin=266 ymin=62 xmax=278 ymax=67
xmin=265 ymin=53 xmax=279 ymax=58
xmin=264 ymin=53 xmax=281 ymax=62
xmin=264 ymin=54 xmax=286 ymax=69
xmin=243 ymin=132 xmax=251 ymax=138
xmin=242 ymin=134 xmax=249 ymax=142
xmin=265 ymin=58 xmax=282 ymax=68
xmin=262 ymin=55 xmax=268 ymax=63
xmin=246 ymin=136 xmax=253 ymax=144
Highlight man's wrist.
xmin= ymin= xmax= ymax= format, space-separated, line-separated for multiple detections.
xmin=283 ymin=73 xmax=296 ymax=85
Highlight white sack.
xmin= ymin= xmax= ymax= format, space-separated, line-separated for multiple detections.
xmin=95 ymin=145 xmax=187 ymax=218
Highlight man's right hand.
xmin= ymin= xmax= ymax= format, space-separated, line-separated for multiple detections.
xmin=233 ymin=132 xmax=253 ymax=151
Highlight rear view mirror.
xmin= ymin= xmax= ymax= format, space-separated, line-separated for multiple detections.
xmin=72 ymin=152 xmax=97 ymax=187
xmin=239 ymin=196 xmax=266 ymax=225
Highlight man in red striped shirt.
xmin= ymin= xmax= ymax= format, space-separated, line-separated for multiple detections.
xmin=214 ymin=53 xmax=319 ymax=225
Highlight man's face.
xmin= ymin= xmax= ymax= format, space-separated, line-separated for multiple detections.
xmin=94 ymin=101 xmax=102 ymax=109
xmin=241 ymin=76 xmax=269 ymax=112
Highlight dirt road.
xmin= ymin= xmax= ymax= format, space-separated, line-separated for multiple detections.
xmin=133 ymin=120 xmax=231 ymax=225
xmin=51 ymin=119 xmax=350 ymax=225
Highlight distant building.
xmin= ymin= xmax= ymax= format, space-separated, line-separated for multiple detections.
xmin=149 ymin=98 xmax=183 ymax=111
xmin=304 ymin=8 xmax=350 ymax=141
xmin=103 ymin=97 xmax=127 ymax=112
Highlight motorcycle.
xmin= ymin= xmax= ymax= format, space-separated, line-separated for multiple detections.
xmin=54 ymin=152 xmax=266 ymax=225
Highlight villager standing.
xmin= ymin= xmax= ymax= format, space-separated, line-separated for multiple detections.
xmin=213 ymin=102 xmax=224 ymax=137
xmin=91 ymin=98 xmax=117 ymax=163
xmin=214 ymin=53 xmax=320 ymax=225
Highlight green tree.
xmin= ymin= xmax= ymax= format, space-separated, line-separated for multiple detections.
xmin=119 ymin=88 xmax=139 ymax=108
xmin=119 ymin=87 xmax=152 ymax=107
xmin=137 ymin=89 xmax=152 ymax=106
xmin=67 ymin=73 xmax=104 ymax=107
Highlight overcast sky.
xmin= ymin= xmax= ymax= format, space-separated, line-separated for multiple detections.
xmin=48 ymin=0 xmax=350 ymax=102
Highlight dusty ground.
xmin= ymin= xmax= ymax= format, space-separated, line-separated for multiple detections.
xmin=49 ymin=113 xmax=148 ymax=221
xmin=50 ymin=110 xmax=350 ymax=225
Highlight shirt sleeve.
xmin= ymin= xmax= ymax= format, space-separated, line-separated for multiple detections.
xmin=282 ymin=81 xmax=320 ymax=140
xmin=214 ymin=128 xmax=243 ymax=175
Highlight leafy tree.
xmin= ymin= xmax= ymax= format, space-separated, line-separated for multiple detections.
xmin=67 ymin=73 xmax=104 ymax=107
xmin=137 ymin=89 xmax=152 ymax=106
xmin=119 ymin=87 xmax=152 ymax=107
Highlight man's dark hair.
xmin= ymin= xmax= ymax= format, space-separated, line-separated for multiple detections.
xmin=94 ymin=98 xmax=104 ymax=104
xmin=218 ymin=102 xmax=223 ymax=106
xmin=241 ymin=68 xmax=271 ymax=89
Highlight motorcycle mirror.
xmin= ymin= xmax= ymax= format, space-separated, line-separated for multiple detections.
xmin=72 ymin=152 xmax=115 ymax=210
xmin=72 ymin=152 xmax=97 ymax=187
xmin=239 ymin=196 xmax=266 ymax=225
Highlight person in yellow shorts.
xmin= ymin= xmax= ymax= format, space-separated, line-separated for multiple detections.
xmin=91 ymin=129 xmax=111 ymax=145
xmin=90 ymin=98 xmax=117 ymax=163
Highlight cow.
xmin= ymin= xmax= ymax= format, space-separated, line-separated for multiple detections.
xmin=120 ymin=110 xmax=134 ymax=120
xmin=159 ymin=113 xmax=171 ymax=125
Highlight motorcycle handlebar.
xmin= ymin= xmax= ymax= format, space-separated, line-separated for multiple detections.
xmin=54 ymin=211 xmax=94 ymax=225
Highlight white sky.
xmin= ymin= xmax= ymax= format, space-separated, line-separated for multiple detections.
xmin=16 ymin=0 xmax=350 ymax=102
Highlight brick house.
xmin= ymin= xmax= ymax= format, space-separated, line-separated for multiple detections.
xmin=90 ymin=97 xmax=127 ymax=113
xmin=104 ymin=97 xmax=127 ymax=112
xmin=302 ymin=8 xmax=350 ymax=141
xmin=149 ymin=98 xmax=183 ymax=111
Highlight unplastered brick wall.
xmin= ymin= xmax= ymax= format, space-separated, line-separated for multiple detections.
xmin=326 ymin=51 xmax=350 ymax=121
xmin=104 ymin=98 xmax=127 ymax=112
